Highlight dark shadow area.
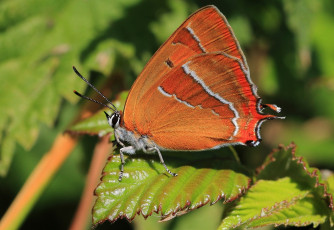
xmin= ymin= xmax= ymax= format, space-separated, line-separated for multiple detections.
xmin=79 ymin=0 xmax=172 ymax=70
xmin=95 ymin=218 xmax=133 ymax=230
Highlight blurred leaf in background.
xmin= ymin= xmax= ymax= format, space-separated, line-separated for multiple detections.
xmin=0 ymin=0 xmax=334 ymax=229
xmin=0 ymin=0 xmax=139 ymax=175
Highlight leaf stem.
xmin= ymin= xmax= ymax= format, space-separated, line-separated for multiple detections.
xmin=229 ymin=146 xmax=240 ymax=164
xmin=69 ymin=134 xmax=112 ymax=230
xmin=0 ymin=134 xmax=77 ymax=230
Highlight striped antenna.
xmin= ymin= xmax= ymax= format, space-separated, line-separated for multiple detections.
xmin=73 ymin=66 xmax=117 ymax=112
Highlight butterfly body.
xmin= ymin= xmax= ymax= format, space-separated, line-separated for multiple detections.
xmin=113 ymin=118 xmax=155 ymax=155
xmin=74 ymin=5 xmax=284 ymax=181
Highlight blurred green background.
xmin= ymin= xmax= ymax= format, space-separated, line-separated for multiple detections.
xmin=0 ymin=0 xmax=333 ymax=229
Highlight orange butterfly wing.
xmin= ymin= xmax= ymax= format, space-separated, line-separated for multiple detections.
xmin=122 ymin=6 xmax=277 ymax=150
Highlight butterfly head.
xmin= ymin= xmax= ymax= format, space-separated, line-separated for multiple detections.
xmin=104 ymin=111 xmax=121 ymax=129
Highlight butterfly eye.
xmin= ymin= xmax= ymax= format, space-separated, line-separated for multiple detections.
xmin=105 ymin=112 xmax=120 ymax=129
xmin=104 ymin=111 xmax=120 ymax=128
xmin=112 ymin=113 xmax=120 ymax=128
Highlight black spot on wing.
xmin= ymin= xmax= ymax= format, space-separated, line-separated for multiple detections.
xmin=165 ymin=58 xmax=174 ymax=68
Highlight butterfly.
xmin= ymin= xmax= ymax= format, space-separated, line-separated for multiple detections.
xmin=73 ymin=5 xmax=284 ymax=181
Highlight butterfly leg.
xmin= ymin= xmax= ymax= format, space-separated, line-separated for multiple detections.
xmin=150 ymin=146 xmax=178 ymax=177
xmin=118 ymin=146 xmax=136 ymax=181
xmin=114 ymin=131 xmax=133 ymax=181
xmin=119 ymin=149 xmax=125 ymax=181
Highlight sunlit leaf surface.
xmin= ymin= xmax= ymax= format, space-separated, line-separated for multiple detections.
xmin=219 ymin=144 xmax=333 ymax=229
xmin=93 ymin=152 xmax=251 ymax=225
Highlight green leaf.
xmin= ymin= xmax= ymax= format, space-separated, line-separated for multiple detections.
xmin=283 ymin=0 xmax=315 ymax=54
xmin=248 ymin=194 xmax=329 ymax=228
xmin=257 ymin=143 xmax=334 ymax=210
xmin=326 ymin=173 xmax=334 ymax=198
xmin=219 ymin=144 xmax=333 ymax=229
xmin=68 ymin=109 xmax=112 ymax=136
xmin=93 ymin=152 xmax=251 ymax=226
xmin=0 ymin=0 xmax=141 ymax=176
xmin=324 ymin=172 xmax=334 ymax=227
xmin=218 ymin=178 xmax=328 ymax=229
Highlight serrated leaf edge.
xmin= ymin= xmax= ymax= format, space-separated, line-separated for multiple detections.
xmin=244 ymin=192 xmax=313 ymax=228
xmin=93 ymin=155 xmax=252 ymax=225
xmin=256 ymin=142 xmax=334 ymax=211
xmin=222 ymin=180 xmax=310 ymax=229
